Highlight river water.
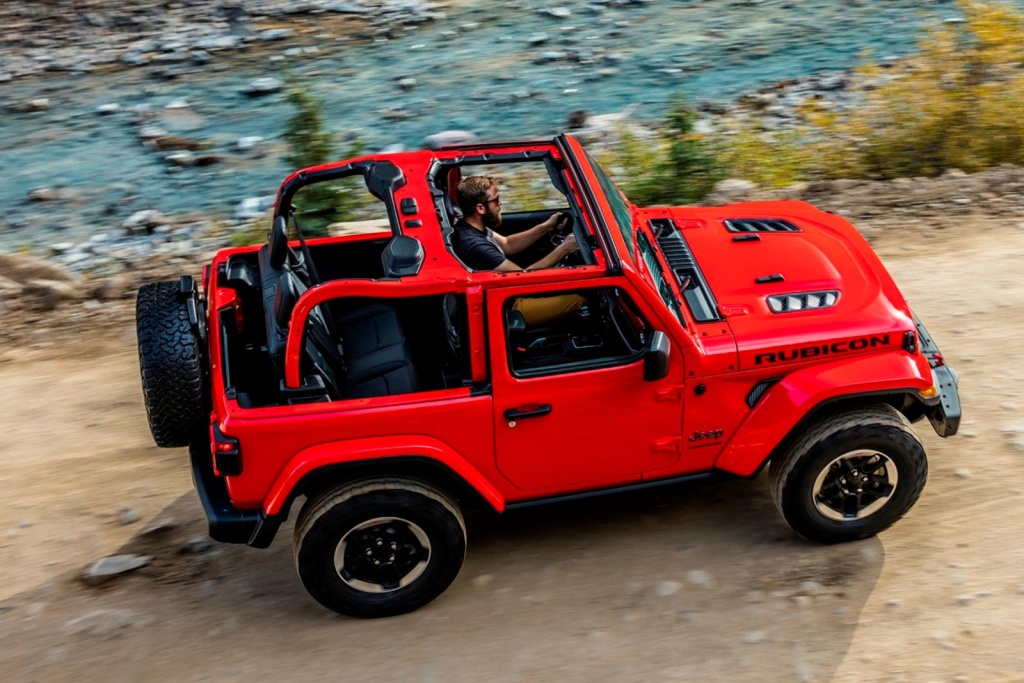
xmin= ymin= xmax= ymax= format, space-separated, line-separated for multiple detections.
xmin=1 ymin=0 xmax=1018 ymax=249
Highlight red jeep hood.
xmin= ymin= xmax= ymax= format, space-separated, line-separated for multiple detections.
xmin=639 ymin=202 xmax=915 ymax=370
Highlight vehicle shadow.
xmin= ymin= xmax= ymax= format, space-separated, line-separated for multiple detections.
xmin=1 ymin=478 xmax=885 ymax=682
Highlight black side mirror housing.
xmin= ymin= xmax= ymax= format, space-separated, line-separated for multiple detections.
xmin=644 ymin=330 xmax=671 ymax=381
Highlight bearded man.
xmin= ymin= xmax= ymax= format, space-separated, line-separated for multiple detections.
xmin=451 ymin=176 xmax=578 ymax=272
xmin=450 ymin=176 xmax=585 ymax=325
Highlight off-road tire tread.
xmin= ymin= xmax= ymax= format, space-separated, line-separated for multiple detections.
xmin=768 ymin=403 xmax=927 ymax=543
xmin=136 ymin=280 xmax=206 ymax=448
xmin=294 ymin=478 xmax=466 ymax=618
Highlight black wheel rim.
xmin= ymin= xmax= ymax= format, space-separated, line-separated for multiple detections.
xmin=334 ymin=517 xmax=431 ymax=593
xmin=812 ymin=449 xmax=899 ymax=521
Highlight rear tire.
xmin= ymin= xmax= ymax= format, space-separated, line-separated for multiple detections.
xmin=769 ymin=404 xmax=928 ymax=544
xmin=294 ymin=479 xmax=466 ymax=618
xmin=136 ymin=280 xmax=206 ymax=448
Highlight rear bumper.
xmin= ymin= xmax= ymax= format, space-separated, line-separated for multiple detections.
xmin=189 ymin=439 xmax=279 ymax=548
xmin=914 ymin=314 xmax=961 ymax=437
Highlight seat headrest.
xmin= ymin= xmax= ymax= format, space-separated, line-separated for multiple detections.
xmin=269 ymin=216 xmax=289 ymax=269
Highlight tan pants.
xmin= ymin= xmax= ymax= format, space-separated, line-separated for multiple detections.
xmin=512 ymin=294 xmax=587 ymax=326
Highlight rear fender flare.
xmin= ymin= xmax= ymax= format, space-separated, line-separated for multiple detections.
xmin=714 ymin=352 xmax=931 ymax=477
xmin=262 ymin=435 xmax=504 ymax=516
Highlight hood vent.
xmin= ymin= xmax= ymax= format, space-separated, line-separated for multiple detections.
xmin=767 ymin=290 xmax=839 ymax=313
xmin=725 ymin=218 xmax=801 ymax=233
xmin=649 ymin=218 xmax=721 ymax=322
xmin=655 ymin=226 xmax=697 ymax=271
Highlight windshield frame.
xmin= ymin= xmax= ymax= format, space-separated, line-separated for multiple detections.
xmin=581 ymin=150 xmax=636 ymax=267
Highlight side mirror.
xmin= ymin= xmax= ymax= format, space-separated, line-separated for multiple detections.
xmin=643 ymin=331 xmax=671 ymax=381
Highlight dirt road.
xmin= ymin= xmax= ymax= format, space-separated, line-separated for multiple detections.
xmin=0 ymin=224 xmax=1020 ymax=682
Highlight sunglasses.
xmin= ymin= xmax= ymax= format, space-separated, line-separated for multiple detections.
xmin=482 ymin=196 xmax=501 ymax=207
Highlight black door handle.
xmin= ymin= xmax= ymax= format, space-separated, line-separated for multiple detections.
xmin=503 ymin=404 xmax=552 ymax=420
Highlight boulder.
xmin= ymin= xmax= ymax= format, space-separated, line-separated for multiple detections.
xmin=241 ymin=77 xmax=285 ymax=97
xmin=122 ymin=210 xmax=167 ymax=235
xmin=27 ymin=187 xmax=57 ymax=202
xmin=423 ymin=130 xmax=478 ymax=150
xmin=233 ymin=195 xmax=276 ymax=221
xmin=703 ymin=179 xmax=759 ymax=205
xmin=259 ymin=29 xmax=294 ymax=42
xmin=152 ymin=135 xmax=207 ymax=151
xmin=566 ymin=109 xmax=589 ymax=129
xmin=164 ymin=151 xmax=196 ymax=167
xmin=81 ymin=555 xmax=151 ymax=587
xmin=236 ymin=136 xmax=264 ymax=150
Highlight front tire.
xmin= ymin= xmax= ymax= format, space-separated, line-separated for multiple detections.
xmin=294 ymin=479 xmax=466 ymax=618
xmin=769 ymin=404 xmax=928 ymax=544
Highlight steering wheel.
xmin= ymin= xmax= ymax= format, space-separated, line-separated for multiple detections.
xmin=549 ymin=211 xmax=574 ymax=247
xmin=548 ymin=211 xmax=586 ymax=268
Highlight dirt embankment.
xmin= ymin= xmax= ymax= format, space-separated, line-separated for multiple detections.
xmin=0 ymin=183 xmax=1022 ymax=681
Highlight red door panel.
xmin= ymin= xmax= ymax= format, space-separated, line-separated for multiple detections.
xmin=486 ymin=282 xmax=685 ymax=494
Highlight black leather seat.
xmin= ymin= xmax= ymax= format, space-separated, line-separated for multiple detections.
xmin=337 ymin=305 xmax=419 ymax=398
xmin=258 ymin=219 xmax=419 ymax=401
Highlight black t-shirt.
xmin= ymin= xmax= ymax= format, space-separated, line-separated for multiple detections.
xmin=451 ymin=219 xmax=506 ymax=270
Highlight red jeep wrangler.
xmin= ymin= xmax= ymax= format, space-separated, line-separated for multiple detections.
xmin=136 ymin=135 xmax=960 ymax=618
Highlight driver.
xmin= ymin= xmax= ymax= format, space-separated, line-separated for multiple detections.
xmin=451 ymin=176 xmax=578 ymax=272
xmin=452 ymin=176 xmax=585 ymax=325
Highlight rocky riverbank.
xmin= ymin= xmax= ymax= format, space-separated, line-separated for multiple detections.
xmin=0 ymin=0 xmax=452 ymax=83
xmin=4 ymin=0 xmax=994 ymax=255
xmin=4 ymin=0 xmax=1021 ymax=328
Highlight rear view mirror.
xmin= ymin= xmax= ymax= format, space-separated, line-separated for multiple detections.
xmin=644 ymin=331 xmax=670 ymax=381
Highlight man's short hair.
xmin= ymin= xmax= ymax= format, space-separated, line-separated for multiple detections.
xmin=456 ymin=176 xmax=498 ymax=217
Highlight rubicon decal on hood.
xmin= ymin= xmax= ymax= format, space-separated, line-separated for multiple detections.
xmin=754 ymin=335 xmax=892 ymax=365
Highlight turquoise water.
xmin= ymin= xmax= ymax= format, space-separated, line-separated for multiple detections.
xmin=1 ymin=0 xmax=1019 ymax=246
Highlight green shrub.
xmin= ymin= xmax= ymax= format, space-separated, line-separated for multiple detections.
xmin=677 ymin=1 xmax=1024 ymax=187
xmin=227 ymin=223 xmax=267 ymax=248
xmin=712 ymin=124 xmax=808 ymax=189
xmin=810 ymin=0 xmax=1024 ymax=178
xmin=283 ymin=84 xmax=335 ymax=171
xmin=613 ymin=95 xmax=723 ymax=205
xmin=281 ymin=81 xmax=366 ymax=236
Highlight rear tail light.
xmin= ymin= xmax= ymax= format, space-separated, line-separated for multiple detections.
xmin=210 ymin=423 xmax=242 ymax=476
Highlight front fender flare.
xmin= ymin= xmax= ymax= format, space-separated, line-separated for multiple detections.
xmin=262 ymin=435 xmax=505 ymax=515
xmin=714 ymin=352 xmax=931 ymax=477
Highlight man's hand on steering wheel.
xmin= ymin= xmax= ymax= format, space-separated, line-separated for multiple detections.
xmin=554 ymin=233 xmax=579 ymax=263
xmin=548 ymin=212 xmax=572 ymax=246
xmin=538 ymin=211 xmax=567 ymax=235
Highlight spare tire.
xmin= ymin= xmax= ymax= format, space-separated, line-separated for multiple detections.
xmin=136 ymin=280 xmax=207 ymax=447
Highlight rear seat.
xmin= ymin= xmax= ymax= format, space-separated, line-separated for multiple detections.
xmin=335 ymin=305 xmax=419 ymax=397
xmin=258 ymin=240 xmax=419 ymax=401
